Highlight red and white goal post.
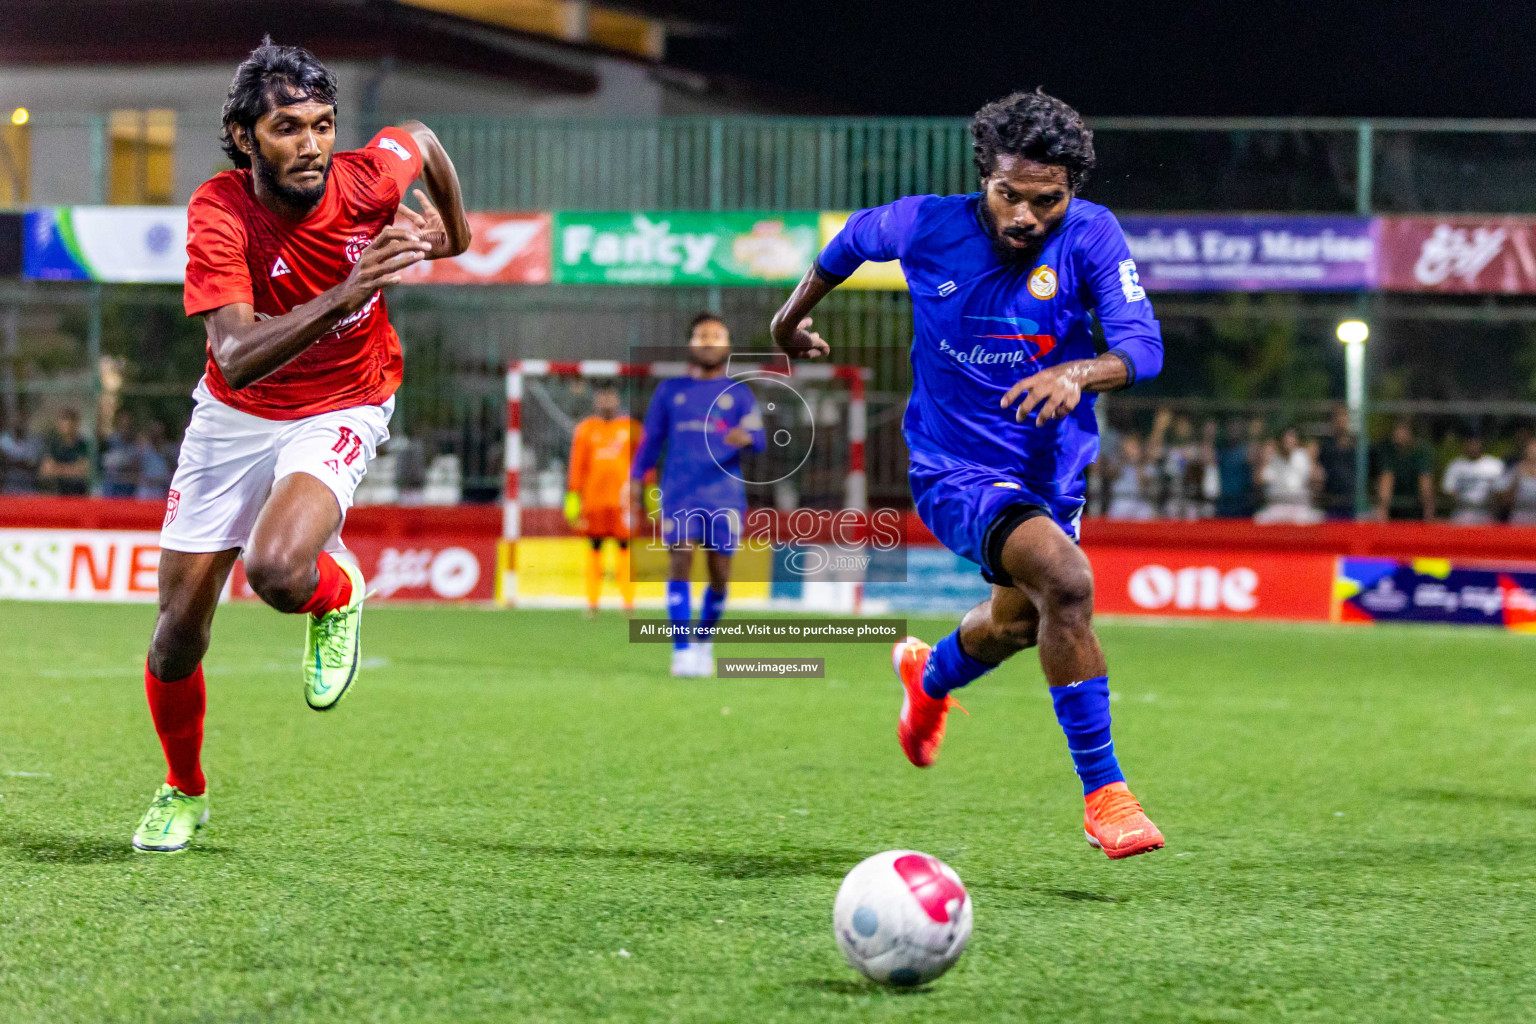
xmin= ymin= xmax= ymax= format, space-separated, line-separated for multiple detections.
xmin=495 ymin=358 xmax=869 ymax=609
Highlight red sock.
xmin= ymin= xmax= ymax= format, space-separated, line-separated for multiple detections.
xmin=297 ymin=552 xmax=353 ymax=617
xmin=144 ymin=663 xmax=206 ymax=796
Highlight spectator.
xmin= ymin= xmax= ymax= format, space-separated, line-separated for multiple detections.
xmin=1214 ymin=417 xmax=1258 ymax=518
xmin=1441 ymin=435 xmax=1505 ymax=525
xmin=1151 ymin=410 xmax=1204 ymax=519
xmin=1104 ymin=433 xmax=1158 ymax=520
xmin=38 ymin=409 xmax=90 ymax=497
xmin=134 ymin=422 xmax=173 ymax=501
xmin=1375 ymin=418 xmax=1436 ymax=521
xmin=0 ymin=417 xmax=43 ymax=494
xmin=1255 ymin=427 xmax=1323 ymax=525
xmin=1500 ymin=438 xmax=1536 ymax=526
xmin=1317 ymin=405 xmax=1359 ymax=519
xmin=1195 ymin=419 xmax=1219 ymax=518
xmin=100 ymin=410 xmax=138 ymax=498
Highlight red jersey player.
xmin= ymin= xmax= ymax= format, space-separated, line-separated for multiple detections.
xmin=132 ymin=38 xmax=470 ymax=854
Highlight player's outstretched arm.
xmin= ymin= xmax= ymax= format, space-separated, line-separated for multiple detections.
xmin=769 ymin=265 xmax=835 ymax=359
xmin=397 ymin=121 xmax=472 ymax=260
xmin=207 ymin=226 xmax=431 ymax=389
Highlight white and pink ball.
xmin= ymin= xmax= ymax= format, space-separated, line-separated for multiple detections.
xmin=832 ymin=850 xmax=973 ymax=986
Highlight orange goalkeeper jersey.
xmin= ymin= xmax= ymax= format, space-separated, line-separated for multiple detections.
xmin=568 ymin=415 xmax=639 ymax=510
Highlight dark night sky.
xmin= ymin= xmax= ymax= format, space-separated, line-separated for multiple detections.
xmin=651 ymin=1 xmax=1533 ymax=118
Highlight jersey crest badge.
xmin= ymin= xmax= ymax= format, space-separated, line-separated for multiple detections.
xmin=270 ymin=256 xmax=292 ymax=278
xmin=1027 ymin=265 xmax=1058 ymax=300
xmin=345 ymin=235 xmax=371 ymax=265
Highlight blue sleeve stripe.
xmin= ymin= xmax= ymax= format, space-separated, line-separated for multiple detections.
xmin=1107 ymin=349 xmax=1137 ymax=387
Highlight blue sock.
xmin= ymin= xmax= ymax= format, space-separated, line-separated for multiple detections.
xmin=667 ymin=580 xmax=692 ymax=650
xmin=698 ymin=585 xmax=727 ymax=642
xmin=1049 ymin=676 xmax=1125 ymax=795
xmin=921 ymin=632 xmax=996 ymax=699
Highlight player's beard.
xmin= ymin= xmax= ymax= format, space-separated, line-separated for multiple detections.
xmin=254 ymin=147 xmax=330 ymax=212
xmin=978 ymin=202 xmax=1045 ymax=267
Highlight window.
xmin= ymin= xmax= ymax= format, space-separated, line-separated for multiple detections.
xmin=109 ymin=109 xmax=175 ymax=205
xmin=0 ymin=116 xmax=27 ymax=205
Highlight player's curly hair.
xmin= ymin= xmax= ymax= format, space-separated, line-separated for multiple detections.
xmin=970 ymin=89 xmax=1095 ymax=191
xmin=220 ymin=35 xmax=339 ymax=169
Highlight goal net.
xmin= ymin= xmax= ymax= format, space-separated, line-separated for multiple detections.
xmin=496 ymin=354 xmax=869 ymax=610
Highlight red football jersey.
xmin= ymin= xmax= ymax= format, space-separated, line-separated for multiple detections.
xmin=183 ymin=126 xmax=424 ymax=419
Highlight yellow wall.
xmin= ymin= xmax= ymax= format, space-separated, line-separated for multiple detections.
xmin=515 ymin=536 xmax=771 ymax=605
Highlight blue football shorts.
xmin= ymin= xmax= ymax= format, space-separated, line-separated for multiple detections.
xmin=908 ymin=447 xmax=1085 ymax=586
xmin=660 ymin=505 xmax=742 ymax=553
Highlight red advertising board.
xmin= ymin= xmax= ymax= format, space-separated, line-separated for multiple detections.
xmin=400 ymin=212 xmax=551 ymax=285
xmin=228 ymin=534 xmax=496 ymax=603
xmin=1376 ymin=215 xmax=1536 ymax=293
xmin=1086 ymin=546 xmax=1335 ymax=621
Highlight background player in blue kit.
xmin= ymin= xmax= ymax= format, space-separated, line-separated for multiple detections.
xmin=769 ymin=90 xmax=1167 ymax=859
xmin=632 ymin=313 xmax=767 ymax=677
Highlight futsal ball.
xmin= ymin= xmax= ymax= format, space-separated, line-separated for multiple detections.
xmin=832 ymin=850 xmax=972 ymax=987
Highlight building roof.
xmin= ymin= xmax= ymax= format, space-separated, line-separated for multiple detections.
xmin=0 ymin=0 xmax=668 ymax=96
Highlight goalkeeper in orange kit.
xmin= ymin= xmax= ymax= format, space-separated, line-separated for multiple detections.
xmin=566 ymin=383 xmax=640 ymax=614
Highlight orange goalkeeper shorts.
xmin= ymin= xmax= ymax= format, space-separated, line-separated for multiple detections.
xmin=581 ymin=506 xmax=630 ymax=540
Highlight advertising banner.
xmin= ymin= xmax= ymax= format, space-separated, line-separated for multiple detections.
xmin=1088 ymin=547 xmax=1336 ymax=621
xmin=229 ymin=534 xmax=497 ymax=603
xmin=1119 ymin=216 xmax=1376 ymax=292
xmin=400 ymin=212 xmax=550 ymax=285
xmin=1334 ymin=557 xmax=1536 ymax=631
xmin=24 ymin=206 xmax=189 ymax=282
xmin=818 ymin=212 xmax=907 ymax=290
xmin=863 ymin=545 xmax=1337 ymax=620
xmin=0 ymin=529 xmax=496 ymax=603
xmin=0 ymin=529 xmax=163 ymax=601
xmin=552 ymin=211 xmax=818 ymax=285
xmin=1375 ymin=216 xmax=1536 ymax=293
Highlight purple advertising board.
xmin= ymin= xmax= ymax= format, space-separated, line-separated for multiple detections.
xmin=1335 ymin=557 xmax=1536 ymax=632
xmin=1119 ymin=216 xmax=1376 ymax=292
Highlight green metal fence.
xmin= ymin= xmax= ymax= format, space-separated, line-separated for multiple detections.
xmin=411 ymin=115 xmax=1536 ymax=216
xmin=22 ymin=111 xmax=1536 ymax=212
xmin=12 ymin=115 xmax=1536 ymax=503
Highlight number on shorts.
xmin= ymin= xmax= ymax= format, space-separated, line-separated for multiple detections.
xmin=332 ymin=426 xmax=364 ymax=466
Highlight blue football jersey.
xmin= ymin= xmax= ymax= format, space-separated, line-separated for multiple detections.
xmin=817 ymin=194 xmax=1163 ymax=492
xmin=630 ymin=375 xmax=767 ymax=514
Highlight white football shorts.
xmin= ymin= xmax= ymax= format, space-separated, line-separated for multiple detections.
xmin=159 ymin=379 xmax=394 ymax=554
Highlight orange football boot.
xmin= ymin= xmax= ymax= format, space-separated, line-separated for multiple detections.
xmin=892 ymin=636 xmax=962 ymax=767
xmin=1083 ymin=781 xmax=1165 ymax=859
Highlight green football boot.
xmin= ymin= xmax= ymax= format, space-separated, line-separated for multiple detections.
xmin=132 ymin=783 xmax=210 ymax=854
xmin=303 ymin=558 xmax=366 ymax=711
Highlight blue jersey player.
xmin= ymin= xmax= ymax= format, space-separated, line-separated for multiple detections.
xmin=770 ymin=91 xmax=1165 ymax=859
xmin=631 ymin=313 xmax=766 ymax=677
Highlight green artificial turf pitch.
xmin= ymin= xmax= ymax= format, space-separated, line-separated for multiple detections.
xmin=1 ymin=602 xmax=1533 ymax=1023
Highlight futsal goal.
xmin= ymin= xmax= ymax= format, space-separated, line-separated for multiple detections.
xmin=495 ymin=357 xmax=870 ymax=610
